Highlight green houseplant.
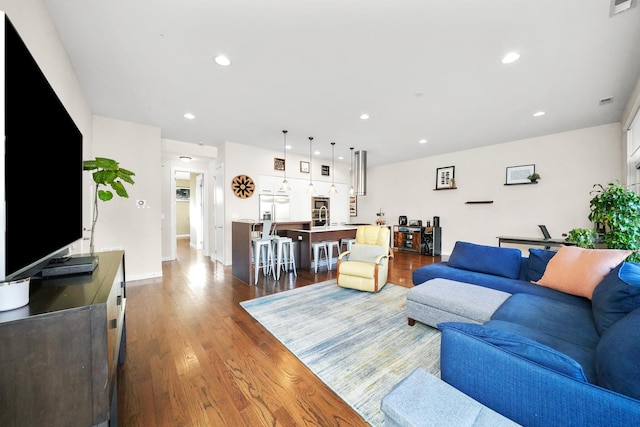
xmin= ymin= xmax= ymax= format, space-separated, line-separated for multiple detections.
xmin=527 ymin=173 xmax=541 ymax=183
xmin=564 ymin=228 xmax=598 ymax=249
xmin=83 ymin=157 xmax=135 ymax=254
xmin=588 ymin=181 xmax=640 ymax=262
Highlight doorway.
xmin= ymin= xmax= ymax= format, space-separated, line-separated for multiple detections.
xmin=172 ymin=167 xmax=208 ymax=259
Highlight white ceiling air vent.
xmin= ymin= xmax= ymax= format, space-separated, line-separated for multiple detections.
xmin=611 ymin=0 xmax=634 ymax=15
xmin=599 ymin=97 xmax=614 ymax=105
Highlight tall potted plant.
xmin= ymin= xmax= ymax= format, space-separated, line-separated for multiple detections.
xmin=83 ymin=157 xmax=135 ymax=254
xmin=588 ymin=181 xmax=640 ymax=262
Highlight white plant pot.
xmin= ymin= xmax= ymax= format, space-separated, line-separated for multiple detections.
xmin=0 ymin=277 xmax=30 ymax=311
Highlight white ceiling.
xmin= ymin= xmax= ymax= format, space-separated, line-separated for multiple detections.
xmin=44 ymin=0 xmax=640 ymax=167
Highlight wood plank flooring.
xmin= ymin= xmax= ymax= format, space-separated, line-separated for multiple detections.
xmin=117 ymin=239 xmax=440 ymax=426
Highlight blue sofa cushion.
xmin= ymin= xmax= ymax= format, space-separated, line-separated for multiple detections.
xmin=595 ymin=308 xmax=640 ymax=400
xmin=447 ymin=241 xmax=522 ymax=279
xmin=438 ymin=322 xmax=588 ymax=382
xmin=592 ymin=262 xmax=640 ymax=335
xmin=526 ymin=248 xmax=556 ymax=282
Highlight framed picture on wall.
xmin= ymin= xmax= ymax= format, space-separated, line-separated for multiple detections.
xmin=435 ymin=166 xmax=455 ymax=189
xmin=505 ymin=164 xmax=535 ymax=185
xmin=321 ymin=165 xmax=330 ymax=176
xmin=300 ymin=161 xmax=310 ymax=173
xmin=176 ymin=187 xmax=190 ymax=201
xmin=274 ymin=157 xmax=285 ymax=171
xmin=349 ymin=196 xmax=357 ymax=216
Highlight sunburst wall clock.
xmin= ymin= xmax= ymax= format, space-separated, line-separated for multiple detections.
xmin=231 ymin=174 xmax=255 ymax=198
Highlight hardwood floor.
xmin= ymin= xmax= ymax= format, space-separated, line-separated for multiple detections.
xmin=117 ymin=240 xmax=440 ymax=426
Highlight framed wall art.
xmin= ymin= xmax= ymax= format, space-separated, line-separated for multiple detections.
xmin=300 ymin=161 xmax=310 ymax=173
xmin=435 ymin=166 xmax=455 ymax=190
xmin=321 ymin=165 xmax=330 ymax=176
xmin=349 ymin=196 xmax=357 ymax=216
xmin=506 ymin=164 xmax=535 ymax=185
xmin=176 ymin=187 xmax=190 ymax=201
xmin=274 ymin=157 xmax=285 ymax=171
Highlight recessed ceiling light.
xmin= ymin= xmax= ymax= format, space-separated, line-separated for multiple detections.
xmin=338 ymin=156 xmax=344 ymax=160
xmin=419 ymin=139 xmax=428 ymax=144
xmin=533 ymin=111 xmax=546 ymax=117
xmin=314 ymin=150 xmax=320 ymax=156
xmin=360 ymin=113 xmax=370 ymax=120
xmin=285 ymin=145 xmax=292 ymax=150
xmin=214 ymin=55 xmax=231 ymax=66
xmin=184 ymin=113 xmax=195 ymax=119
xmin=414 ymin=91 xmax=425 ymax=97
xmin=501 ymin=52 xmax=520 ymax=64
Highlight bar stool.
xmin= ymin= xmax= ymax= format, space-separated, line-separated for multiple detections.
xmin=252 ymin=238 xmax=275 ymax=284
xmin=311 ymin=241 xmax=328 ymax=273
xmin=340 ymin=238 xmax=356 ymax=253
xmin=272 ymin=236 xmax=297 ymax=280
xmin=251 ymin=220 xmax=275 ymax=285
xmin=323 ymin=240 xmax=340 ymax=271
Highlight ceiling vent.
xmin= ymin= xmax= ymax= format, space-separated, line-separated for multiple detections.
xmin=599 ymin=97 xmax=614 ymax=105
xmin=611 ymin=0 xmax=634 ymax=15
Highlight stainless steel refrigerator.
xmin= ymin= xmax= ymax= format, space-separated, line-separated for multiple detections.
xmin=259 ymin=194 xmax=290 ymax=221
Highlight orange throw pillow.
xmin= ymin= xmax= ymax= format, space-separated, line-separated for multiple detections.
xmin=533 ymin=245 xmax=631 ymax=299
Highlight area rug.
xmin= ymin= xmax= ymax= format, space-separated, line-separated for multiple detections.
xmin=240 ymin=281 xmax=441 ymax=426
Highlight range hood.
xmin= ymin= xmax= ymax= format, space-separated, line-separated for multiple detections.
xmin=354 ymin=150 xmax=367 ymax=196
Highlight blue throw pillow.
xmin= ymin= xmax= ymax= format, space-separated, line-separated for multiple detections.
xmin=438 ymin=321 xmax=588 ymax=382
xmin=447 ymin=241 xmax=522 ymax=279
xmin=526 ymin=248 xmax=556 ymax=282
xmin=592 ymin=262 xmax=640 ymax=335
xmin=595 ymin=308 xmax=640 ymax=400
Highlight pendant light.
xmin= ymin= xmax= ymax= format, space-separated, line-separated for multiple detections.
xmin=329 ymin=142 xmax=338 ymax=193
xmin=349 ymin=147 xmax=355 ymax=196
xmin=279 ymin=130 xmax=290 ymax=191
xmin=307 ymin=137 xmax=315 ymax=193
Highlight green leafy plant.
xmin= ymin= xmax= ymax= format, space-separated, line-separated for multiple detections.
xmin=564 ymin=228 xmax=598 ymax=249
xmin=527 ymin=173 xmax=541 ymax=183
xmin=83 ymin=157 xmax=135 ymax=253
xmin=588 ymin=181 xmax=640 ymax=262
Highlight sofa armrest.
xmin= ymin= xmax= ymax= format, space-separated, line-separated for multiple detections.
xmin=440 ymin=326 xmax=640 ymax=427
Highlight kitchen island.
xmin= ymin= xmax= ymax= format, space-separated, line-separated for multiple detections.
xmin=287 ymin=226 xmax=358 ymax=271
xmin=232 ymin=220 xmax=312 ymax=284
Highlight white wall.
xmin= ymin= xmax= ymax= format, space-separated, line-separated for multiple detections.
xmin=91 ymin=116 xmax=163 ymax=280
xmin=356 ymin=123 xmax=623 ymax=256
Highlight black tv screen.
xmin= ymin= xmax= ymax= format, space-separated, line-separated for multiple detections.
xmin=1 ymin=13 xmax=83 ymax=281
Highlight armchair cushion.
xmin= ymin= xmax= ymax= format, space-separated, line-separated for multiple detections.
xmin=349 ymin=244 xmax=387 ymax=263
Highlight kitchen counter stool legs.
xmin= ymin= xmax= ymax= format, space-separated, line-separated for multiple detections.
xmin=252 ymin=238 xmax=275 ymax=285
xmin=323 ymin=240 xmax=340 ymax=271
xmin=311 ymin=241 xmax=328 ymax=274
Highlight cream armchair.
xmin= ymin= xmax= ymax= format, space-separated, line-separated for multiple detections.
xmin=337 ymin=225 xmax=391 ymax=292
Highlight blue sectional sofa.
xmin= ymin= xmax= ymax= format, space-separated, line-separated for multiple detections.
xmin=409 ymin=241 xmax=640 ymax=426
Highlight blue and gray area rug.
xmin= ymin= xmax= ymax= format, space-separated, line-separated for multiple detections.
xmin=240 ymin=281 xmax=441 ymax=426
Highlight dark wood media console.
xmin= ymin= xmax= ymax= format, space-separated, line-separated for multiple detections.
xmin=0 ymin=250 xmax=126 ymax=427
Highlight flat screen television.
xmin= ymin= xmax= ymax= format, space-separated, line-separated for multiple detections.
xmin=0 ymin=12 xmax=83 ymax=282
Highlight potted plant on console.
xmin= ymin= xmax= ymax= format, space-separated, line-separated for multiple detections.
xmin=567 ymin=181 xmax=640 ymax=262
xmin=83 ymin=157 xmax=135 ymax=254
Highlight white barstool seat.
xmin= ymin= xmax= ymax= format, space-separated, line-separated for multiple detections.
xmin=323 ymin=240 xmax=340 ymax=271
xmin=272 ymin=236 xmax=296 ymax=280
xmin=340 ymin=238 xmax=356 ymax=253
xmin=311 ymin=241 xmax=328 ymax=273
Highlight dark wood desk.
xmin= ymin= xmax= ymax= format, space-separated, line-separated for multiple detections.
xmin=497 ymin=236 xmax=573 ymax=249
